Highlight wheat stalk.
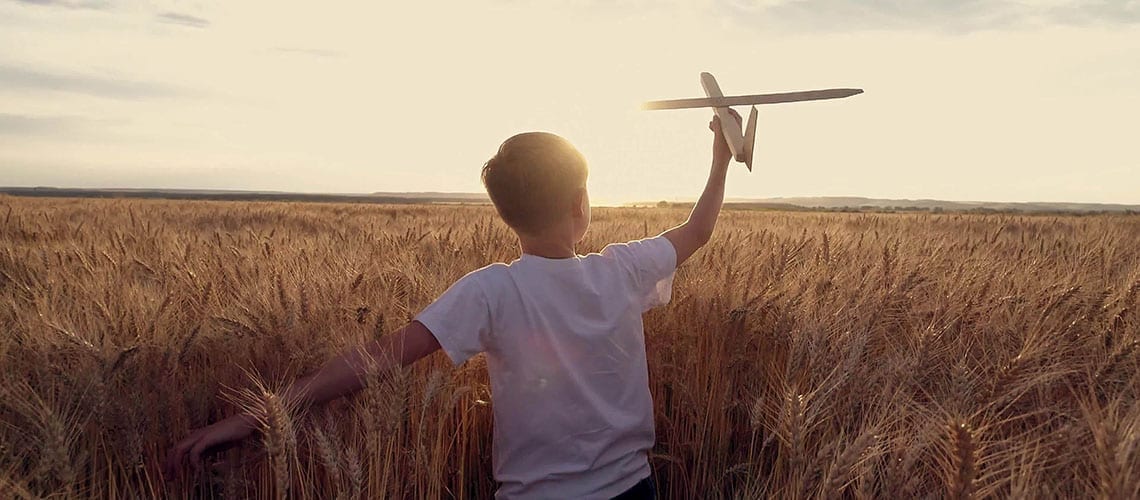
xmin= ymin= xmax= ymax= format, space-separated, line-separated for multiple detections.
xmin=946 ymin=420 xmax=978 ymax=500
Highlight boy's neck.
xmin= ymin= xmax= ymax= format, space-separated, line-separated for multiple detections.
xmin=518 ymin=234 xmax=577 ymax=259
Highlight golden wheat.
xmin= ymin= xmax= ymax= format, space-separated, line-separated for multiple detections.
xmin=0 ymin=196 xmax=1137 ymax=498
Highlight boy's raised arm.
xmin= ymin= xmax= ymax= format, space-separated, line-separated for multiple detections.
xmin=662 ymin=109 xmax=744 ymax=266
xmin=164 ymin=321 xmax=440 ymax=477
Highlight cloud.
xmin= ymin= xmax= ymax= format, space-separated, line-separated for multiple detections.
xmin=12 ymin=1 xmax=212 ymax=28
xmin=11 ymin=0 xmax=110 ymax=10
xmin=721 ymin=0 xmax=1140 ymax=33
xmin=0 ymin=64 xmax=190 ymax=100
xmin=1053 ymin=0 xmax=1140 ymax=26
xmin=0 ymin=112 xmax=127 ymax=140
xmin=156 ymin=12 xmax=209 ymax=29
xmin=0 ymin=113 xmax=78 ymax=136
xmin=270 ymin=47 xmax=344 ymax=58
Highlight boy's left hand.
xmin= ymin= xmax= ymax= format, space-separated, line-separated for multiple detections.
xmin=164 ymin=413 xmax=256 ymax=479
xmin=709 ymin=108 xmax=743 ymax=170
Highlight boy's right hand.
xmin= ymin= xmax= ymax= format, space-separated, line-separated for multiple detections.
xmin=164 ymin=413 xmax=256 ymax=479
xmin=709 ymin=108 xmax=743 ymax=170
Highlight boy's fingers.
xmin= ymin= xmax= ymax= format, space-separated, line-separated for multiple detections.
xmin=190 ymin=441 xmax=208 ymax=473
xmin=164 ymin=440 xmax=191 ymax=479
xmin=709 ymin=110 xmax=742 ymax=131
xmin=727 ymin=108 xmax=743 ymax=125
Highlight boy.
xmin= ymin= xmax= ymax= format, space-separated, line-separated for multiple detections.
xmin=165 ymin=110 xmax=743 ymax=498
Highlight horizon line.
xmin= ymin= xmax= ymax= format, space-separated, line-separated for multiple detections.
xmin=1 ymin=186 xmax=1137 ymax=210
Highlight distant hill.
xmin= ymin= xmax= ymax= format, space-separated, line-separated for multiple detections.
xmin=2 ymin=188 xmax=1135 ymax=214
xmin=368 ymin=191 xmax=488 ymax=201
xmin=640 ymin=196 xmax=1139 ymax=214
xmin=0 ymin=187 xmax=490 ymax=204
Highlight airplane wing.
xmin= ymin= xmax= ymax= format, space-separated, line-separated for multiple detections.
xmin=642 ymin=88 xmax=863 ymax=111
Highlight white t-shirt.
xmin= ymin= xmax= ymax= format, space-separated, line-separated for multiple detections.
xmin=416 ymin=236 xmax=677 ymax=499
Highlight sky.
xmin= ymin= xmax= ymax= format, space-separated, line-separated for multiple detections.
xmin=1 ymin=0 xmax=1138 ymax=205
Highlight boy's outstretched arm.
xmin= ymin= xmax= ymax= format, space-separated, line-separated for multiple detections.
xmin=163 ymin=321 xmax=440 ymax=477
xmin=663 ymin=109 xmax=744 ymax=266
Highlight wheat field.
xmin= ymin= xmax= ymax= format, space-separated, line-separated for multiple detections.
xmin=0 ymin=196 xmax=1137 ymax=499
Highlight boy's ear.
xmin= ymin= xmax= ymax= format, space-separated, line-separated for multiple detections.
xmin=572 ymin=187 xmax=588 ymax=217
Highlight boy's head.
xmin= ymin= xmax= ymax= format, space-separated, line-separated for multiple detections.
xmin=482 ymin=132 xmax=590 ymax=239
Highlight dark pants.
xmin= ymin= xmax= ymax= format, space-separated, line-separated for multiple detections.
xmin=612 ymin=475 xmax=656 ymax=500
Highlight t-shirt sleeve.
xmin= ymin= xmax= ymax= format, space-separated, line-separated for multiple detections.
xmin=414 ymin=270 xmax=493 ymax=366
xmin=602 ymin=235 xmax=678 ymax=312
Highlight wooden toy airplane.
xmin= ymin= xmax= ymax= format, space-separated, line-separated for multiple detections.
xmin=642 ymin=72 xmax=863 ymax=170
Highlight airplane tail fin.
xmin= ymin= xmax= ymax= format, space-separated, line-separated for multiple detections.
xmin=743 ymin=105 xmax=758 ymax=171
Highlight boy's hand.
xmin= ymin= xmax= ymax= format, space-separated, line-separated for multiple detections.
xmin=164 ymin=413 xmax=256 ymax=479
xmin=709 ymin=108 xmax=743 ymax=170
